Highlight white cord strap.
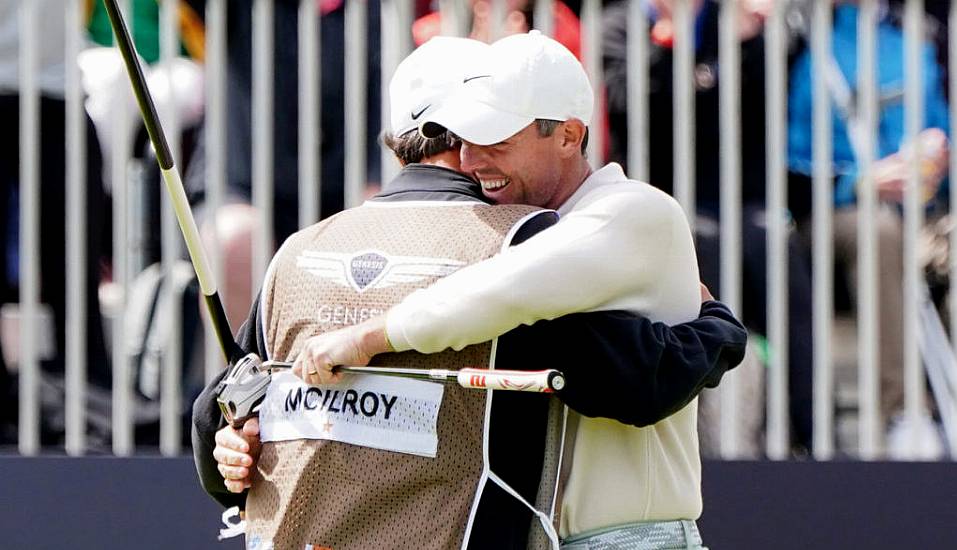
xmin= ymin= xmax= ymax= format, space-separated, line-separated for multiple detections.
xmin=218 ymin=506 xmax=246 ymax=540
xmin=487 ymin=470 xmax=561 ymax=549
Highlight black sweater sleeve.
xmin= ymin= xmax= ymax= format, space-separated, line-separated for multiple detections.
xmin=540 ymin=300 xmax=747 ymax=427
xmin=190 ymin=294 xmax=267 ymax=510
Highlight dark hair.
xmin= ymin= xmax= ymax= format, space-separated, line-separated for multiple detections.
xmin=534 ymin=119 xmax=589 ymax=156
xmin=381 ymin=130 xmax=458 ymax=165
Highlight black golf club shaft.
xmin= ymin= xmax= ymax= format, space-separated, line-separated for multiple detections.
xmin=102 ymin=0 xmax=243 ymax=365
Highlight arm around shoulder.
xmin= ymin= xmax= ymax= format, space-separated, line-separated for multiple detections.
xmin=545 ymin=299 xmax=747 ymax=427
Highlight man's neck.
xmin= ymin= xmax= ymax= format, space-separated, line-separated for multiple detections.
xmin=548 ymin=159 xmax=593 ymax=211
xmin=420 ymin=150 xmax=462 ymax=172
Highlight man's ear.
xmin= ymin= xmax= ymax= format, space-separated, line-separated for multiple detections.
xmin=559 ymin=119 xmax=587 ymax=158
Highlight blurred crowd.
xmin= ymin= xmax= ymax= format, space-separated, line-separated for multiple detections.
xmin=0 ymin=0 xmax=954 ymax=458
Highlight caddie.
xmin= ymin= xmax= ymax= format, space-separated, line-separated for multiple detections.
xmin=195 ymin=35 xmax=745 ymax=550
xmin=294 ymin=31 xmax=720 ymax=549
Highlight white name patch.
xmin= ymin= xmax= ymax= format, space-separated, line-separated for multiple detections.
xmin=259 ymin=371 xmax=444 ymax=458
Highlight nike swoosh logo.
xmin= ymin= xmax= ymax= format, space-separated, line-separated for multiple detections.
xmin=463 ymin=75 xmax=491 ymax=83
xmin=411 ymin=105 xmax=430 ymax=120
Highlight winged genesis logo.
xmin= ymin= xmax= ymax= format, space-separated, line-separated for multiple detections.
xmin=297 ymin=249 xmax=466 ymax=293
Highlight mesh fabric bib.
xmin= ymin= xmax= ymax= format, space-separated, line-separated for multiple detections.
xmin=246 ymin=201 xmax=541 ymax=550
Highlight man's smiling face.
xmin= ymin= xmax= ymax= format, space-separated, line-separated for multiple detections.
xmin=459 ymin=122 xmax=566 ymax=209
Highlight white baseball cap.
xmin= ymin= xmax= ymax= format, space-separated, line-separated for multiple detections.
xmin=389 ymin=37 xmax=490 ymax=137
xmin=419 ymin=30 xmax=594 ymax=145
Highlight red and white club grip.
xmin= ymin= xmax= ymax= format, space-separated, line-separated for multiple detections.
xmin=455 ymin=368 xmax=566 ymax=393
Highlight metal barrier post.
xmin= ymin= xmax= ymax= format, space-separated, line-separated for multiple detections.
xmin=204 ymin=0 xmax=227 ymax=383
xmin=765 ymin=0 xmax=790 ymax=459
xmin=18 ymin=0 xmax=40 ymax=456
xmin=857 ymin=0 xmax=881 ymax=459
xmin=811 ymin=0 xmax=835 ymax=460
xmin=345 ymin=0 xmax=369 ymax=208
xmin=718 ymin=0 xmax=742 ymax=459
xmin=253 ymin=0 xmax=276 ymax=294
xmin=159 ymin=0 xmax=184 ymax=456
xmin=65 ymin=0 xmax=89 ymax=456
xmin=299 ymin=0 xmax=321 ymax=227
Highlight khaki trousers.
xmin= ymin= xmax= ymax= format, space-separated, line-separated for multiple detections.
xmin=831 ymin=206 xmax=905 ymax=426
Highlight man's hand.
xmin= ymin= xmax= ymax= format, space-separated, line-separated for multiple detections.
xmin=872 ymin=128 xmax=948 ymax=203
xmin=292 ymin=316 xmax=394 ymax=386
xmin=700 ymin=282 xmax=714 ymax=303
xmin=213 ymin=417 xmax=261 ymax=494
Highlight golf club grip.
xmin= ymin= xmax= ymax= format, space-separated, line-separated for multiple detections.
xmin=263 ymin=362 xmax=567 ymax=393
xmin=456 ymin=368 xmax=565 ymax=393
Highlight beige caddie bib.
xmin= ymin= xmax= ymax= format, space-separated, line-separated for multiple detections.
xmin=245 ymin=201 xmax=543 ymax=550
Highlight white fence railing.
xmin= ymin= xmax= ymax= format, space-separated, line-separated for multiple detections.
xmin=6 ymin=0 xmax=957 ymax=462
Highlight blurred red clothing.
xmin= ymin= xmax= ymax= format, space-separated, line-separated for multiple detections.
xmin=412 ymin=0 xmax=582 ymax=60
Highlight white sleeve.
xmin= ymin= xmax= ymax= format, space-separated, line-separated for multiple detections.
xmin=386 ymin=185 xmax=698 ymax=353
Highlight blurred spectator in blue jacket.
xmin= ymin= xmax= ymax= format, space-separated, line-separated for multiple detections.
xmin=787 ymin=1 xmax=950 ymax=453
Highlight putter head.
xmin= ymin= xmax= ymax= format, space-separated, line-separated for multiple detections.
xmin=215 ymin=353 xmax=273 ymax=428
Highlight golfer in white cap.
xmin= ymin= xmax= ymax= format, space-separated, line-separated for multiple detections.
xmin=295 ymin=31 xmax=720 ymax=549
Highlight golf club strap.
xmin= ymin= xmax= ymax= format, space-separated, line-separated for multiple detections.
xmin=487 ymin=470 xmax=560 ymax=549
xmin=218 ymin=506 xmax=246 ymax=540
